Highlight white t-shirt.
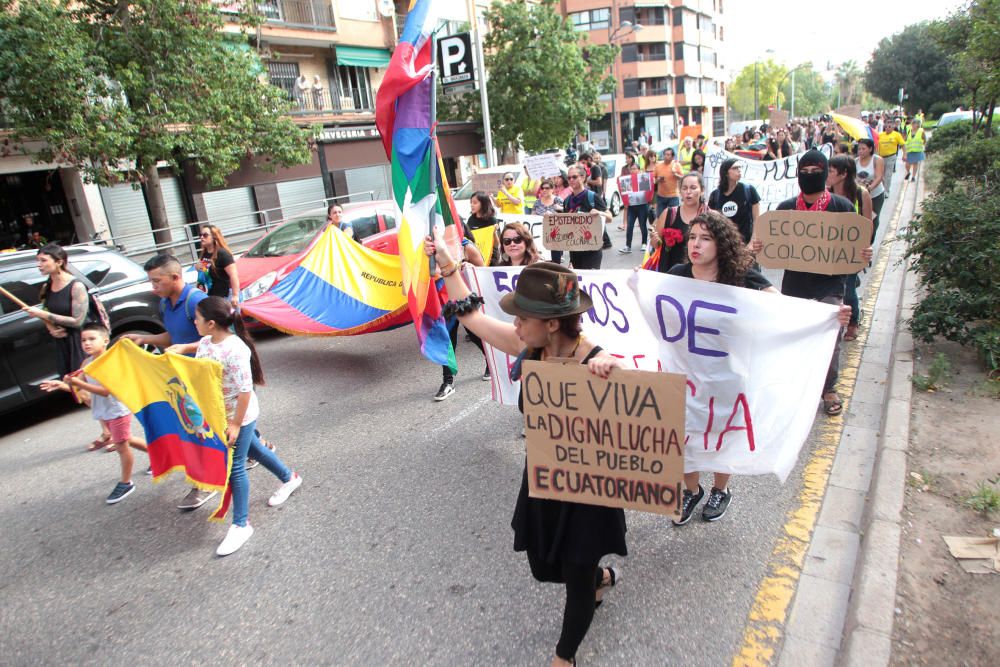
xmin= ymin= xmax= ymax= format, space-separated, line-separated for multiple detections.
xmin=195 ymin=335 xmax=259 ymax=426
xmin=84 ymin=372 xmax=130 ymax=421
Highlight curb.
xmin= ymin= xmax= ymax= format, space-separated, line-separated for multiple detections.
xmin=773 ymin=172 xmax=922 ymax=667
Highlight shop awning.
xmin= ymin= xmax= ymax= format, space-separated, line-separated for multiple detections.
xmin=335 ymin=46 xmax=392 ymax=69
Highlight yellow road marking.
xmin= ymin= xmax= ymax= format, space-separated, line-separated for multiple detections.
xmin=733 ymin=183 xmax=909 ymax=666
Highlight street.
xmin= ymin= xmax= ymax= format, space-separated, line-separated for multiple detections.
xmin=0 ymin=184 xmax=900 ymax=666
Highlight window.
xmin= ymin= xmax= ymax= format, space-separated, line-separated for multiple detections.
xmin=699 ymin=46 xmax=715 ymax=64
xmin=635 ymin=7 xmax=666 ymax=26
xmin=621 ymin=44 xmax=638 ymax=64
xmin=0 ymin=267 xmax=47 ymax=315
xmin=698 ymin=15 xmax=715 ymax=34
xmin=75 ymin=260 xmax=111 ymax=286
xmin=569 ymin=8 xmax=610 ymax=31
xmin=624 ymin=78 xmax=672 ymax=98
xmin=335 ymin=65 xmax=374 ymax=111
xmin=266 ymin=60 xmax=300 ymax=101
xmin=245 ymin=216 xmax=326 ymax=258
xmin=350 ymin=214 xmax=379 ymax=240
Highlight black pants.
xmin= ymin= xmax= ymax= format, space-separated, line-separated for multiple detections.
xmin=569 ymin=249 xmax=603 ymax=270
xmin=527 ymin=552 xmax=603 ymax=661
xmin=442 ymin=318 xmax=485 ymax=382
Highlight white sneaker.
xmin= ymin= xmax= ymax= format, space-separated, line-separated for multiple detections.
xmin=618 ymin=247 xmax=632 ymax=254
xmin=216 ymin=523 xmax=253 ymax=556
xmin=268 ymin=472 xmax=303 ymax=507
xmin=641 ymin=244 xmax=647 ymax=252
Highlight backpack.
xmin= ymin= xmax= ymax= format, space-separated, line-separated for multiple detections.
xmin=158 ymin=290 xmax=197 ymax=323
xmin=85 ymin=289 xmax=111 ymax=332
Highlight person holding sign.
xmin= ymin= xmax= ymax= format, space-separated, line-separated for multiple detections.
xmin=827 ymin=156 xmax=873 ymax=343
xmin=496 ymin=173 xmax=525 ymax=215
xmin=708 ymin=159 xmax=761 ymax=245
xmin=423 ymin=233 xmax=627 ymax=667
xmin=531 ymin=179 xmax=565 ymax=265
xmin=754 ymin=150 xmax=873 ymax=416
xmin=617 ymin=162 xmax=652 ymax=254
xmin=563 ymin=165 xmax=611 ymax=270
xmin=466 ymin=192 xmax=500 ymax=266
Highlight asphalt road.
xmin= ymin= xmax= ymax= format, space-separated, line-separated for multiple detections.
xmin=0 ymin=180 xmax=898 ymax=666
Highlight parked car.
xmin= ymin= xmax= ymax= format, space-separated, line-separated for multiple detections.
xmin=452 ymin=164 xmax=528 ymax=221
xmin=936 ymin=110 xmax=975 ymax=128
xmin=237 ymin=201 xmax=399 ymax=304
xmin=598 ymin=153 xmax=625 ymax=217
xmin=0 ymin=245 xmax=164 ymax=416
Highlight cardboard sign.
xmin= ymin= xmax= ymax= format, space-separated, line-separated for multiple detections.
xmin=543 ymin=212 xmax=603 ymax=251
xmin=768 ymin=109 xmax=789 ymax=128
xmin=754 ymin=210 xmax=873 ymax=275
xmin=472 ymin=171 xmax=507 ymax=195
xmin=525 ymin=153 xmax=562 ymax=180
xmin=523 ymin=361 xmax=686 ymax=516
xmin=617 ymin=173 xmax=653 ymax=207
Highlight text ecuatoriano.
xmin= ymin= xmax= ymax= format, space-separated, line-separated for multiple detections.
xmin=533 ymin=465 xmax=681 ymax=508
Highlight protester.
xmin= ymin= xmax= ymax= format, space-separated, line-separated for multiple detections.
xmin=854 ymin=138 xmax=885 ymax=232
xmin=197 ymin=224 xmax=239 ymax=307
xmin=531 ymin=179 xmax=565 ymax=265
xmin=326 ymin=203 xmax=355 ymax=240
xmin=424 ymin=232 xmax=626 ymax=667
xmin=643 ymin=147 xmax=658 ymax=228
xmin=653 ymin=148 xmax=684 ymax=218
xmin=651 ymin=173 xmax=707 ymax=273
xmin=707 ymin=159 xmax=761 ymax=245
xmin=765 ymin=130 xmax=791 ymax=160
xmin=678 ymin=136 xmax=695 ymax=172
xmin=553 ymin=174 xmax=572 ymax=202
xmin=903 ymin=118 xmax=926 ymax=182
xmin=752 ymin=150 xmax=873 ymax=416
xmin=497 ymin=222 xmax=540 ymax=267
xmin=618 ymin=162 xmax=651 ymax=255
xmin=586 ymin=152 xmax=608 ymax=198
xmin=193 ymin=297 xmax=301 ymax=556
xmin=620 ymin=152 xmax=638 ymax=176
xmin=40 ymin=322 xmax=149 ymax=504
xmin=689 ymin=150 xmax=706 ymax=175
xmin=467 ymin=191 xmax=500 ymax=265
xmin=828 ymin=156 xmax=874 ymax=343
xmin=497 ymin=173 xmax=525 ymax=215
xmin=877 ymin=120 xmax=905 ymax=193
xmin=666 ymin=212 xmax=789 ymax=523
xmin=562 ymin=165 xmax=611 ymax=270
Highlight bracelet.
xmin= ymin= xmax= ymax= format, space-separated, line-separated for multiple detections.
xmin=443 ymin=293 xmax=485 ymax=318
xmin=439 ymin=262 xmax=459 ymax=278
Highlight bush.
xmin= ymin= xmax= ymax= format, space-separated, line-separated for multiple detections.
xmin=905 ymin=181 xmax=1000 ymax=372
xmin=935 ymin=134 xmax=1000 ymax=183
xmin=928 ymin=101 xmax=956 ymax=120
xmin=925 ymin=119 xmax=974 ymax=153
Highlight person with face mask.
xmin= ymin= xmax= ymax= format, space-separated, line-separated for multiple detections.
xmin=752 ymin=150 xmax=872 ymax=417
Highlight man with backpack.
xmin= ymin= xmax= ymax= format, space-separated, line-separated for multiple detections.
xmin=125 ymin=254 xmax=216 ymax=510
xmin=563 ymin=164 xmax=611 ymax=269
xmin=707 ymin=158 xmax=761 ymax=245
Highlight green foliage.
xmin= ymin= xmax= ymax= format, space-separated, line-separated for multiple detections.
xmin=912 ymin=353 xmax=952 ymax=392
xmin=728 ymin=60 xmax=831 ymax=119
xmin=926 ymin=121 xmax=974 ymax=153
xmin=905 ymin=179 xmax=1000 ymax=372
xmin=865 ymin=23 xmax=954 ymax=115
xmin=481 ymin=0 xmax=616 ymax=153
xmin=0 ymin=0 xmax=310 ymax=190
xmin=963 ymin=480 xmax=1000 ymax=514
xmin=935 ymin=135 xmax=1000 ymax=182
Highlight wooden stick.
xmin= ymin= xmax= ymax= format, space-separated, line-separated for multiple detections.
xmin=0 ymin=284 xmax=31 ymax=310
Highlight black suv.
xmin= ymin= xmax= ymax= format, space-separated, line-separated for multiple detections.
xmin=0 ymin=245 xmax=163 ymax=416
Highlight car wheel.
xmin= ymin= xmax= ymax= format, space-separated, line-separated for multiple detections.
xmin=610 ymin=192 xmax=622 ymax=217
xmin=113 ymin=328 xmax=160 ymax=355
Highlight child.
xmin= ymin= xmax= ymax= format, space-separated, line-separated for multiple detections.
xmin=186 ymin=296 xmax=302 ymax=556
xmin=41 ymin=323 xmax=148 ymax=504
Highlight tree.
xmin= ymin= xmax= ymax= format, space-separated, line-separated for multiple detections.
xmin=776 ymin=65 xmax=830 ymax=117
xmin=728 ymin=59 xmax=789 ymax=120
xmin=479 ymin=0 xmax=616 ymax=155
xmin=834 ymin=60 xmax=864 ymax=108
xmin=864 ymin=23 xmax=954 ymax=115
xmin=0 ymin=0 xmax=310 ymax=243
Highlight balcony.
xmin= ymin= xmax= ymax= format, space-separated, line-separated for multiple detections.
xmin=258 ymin=0 xmax=336 ymax=30
xmin=274 ymin=86 xmax=374 ymax=116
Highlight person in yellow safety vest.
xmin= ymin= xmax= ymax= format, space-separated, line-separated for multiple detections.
xmin=903 ymin=118 xmax=926 ymax=182
xmin=678 ymin=136 xmax=695 ymax=172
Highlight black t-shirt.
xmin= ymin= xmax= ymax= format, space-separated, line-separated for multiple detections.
xmin=655 ymin=206 xmax=693 ymax=274
xmin=709 ymin=183 xmax=762 ymax=244
xmin=204 ymin=248 xmax=235 ymax=298
xmin=564 ymin=189 xmax=607 ymax=270
xmin=588 ymin=163 xmax=608 ymax=196
xmin=667 ymin=262 xmax=772 ymax=290
xmin=776 ymin=194 xmax=855 ymax=300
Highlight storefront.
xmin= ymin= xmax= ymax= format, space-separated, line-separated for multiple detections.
xmin=0 ymin=169 xmax=74 ymax=250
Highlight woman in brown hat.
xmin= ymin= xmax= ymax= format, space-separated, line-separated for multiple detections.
xmin=425 ymin=229 xmax=627 ymax=667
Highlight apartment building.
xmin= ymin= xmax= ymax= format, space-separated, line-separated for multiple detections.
xmin=561 ymin=0 xmax=727 ymax=150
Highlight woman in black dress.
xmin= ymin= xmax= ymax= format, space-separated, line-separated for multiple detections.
xmin=425 ymin=231 xmax=627 ymax=667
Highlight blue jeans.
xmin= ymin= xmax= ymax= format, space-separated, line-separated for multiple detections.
xmin=844 ymin=274 xmax=861 ymax=325
xmin=626 ymin=204 xmax=649 ymax=248
xmin=655 ymin=195 xmax=679 ymax=218
xmin=230 ymin=419 xmax=291 ymax=527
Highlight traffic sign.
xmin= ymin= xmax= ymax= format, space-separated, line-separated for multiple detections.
xmin=438 ymin=33 xmax=474 ymax=88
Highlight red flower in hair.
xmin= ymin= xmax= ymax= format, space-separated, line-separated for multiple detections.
xmin=663 ymin=227 xmax=684 ymax=247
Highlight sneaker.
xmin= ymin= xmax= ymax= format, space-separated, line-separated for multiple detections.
xmin=434 ymin=382 xmax=455 ymax=401
xmin=145 ymin=465 xmax=152 ymax=475
xmin=672 ymin=484 xmax=705 ymax=526
xmin=268 ymin=472 xmax=303 ymax=507
xmin=702 ymin=487 xmax=732 ymax=522
xmin=640 ymin=244 xmax=647 ymax=252
xmin=245 ymin=457 xmax=260 ymax=470
xmin=482 ymin=365 xmax=491 ymax=381
xmin=216 ymin=523 xmax=254 ymax=556
xmin=177 ymin=488 xmax=218 ymax=510
xmin=106 ymin=481 xmax=135 ymax=505
xmin=618 ymin=247 xmax=632 ymax=254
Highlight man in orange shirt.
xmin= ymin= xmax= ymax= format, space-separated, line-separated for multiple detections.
xmin=654 ymin=147 xmax=684 ymax=217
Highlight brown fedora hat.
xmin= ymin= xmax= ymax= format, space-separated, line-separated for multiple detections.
xmin=499 ymin=262 xmax=593 ymax=319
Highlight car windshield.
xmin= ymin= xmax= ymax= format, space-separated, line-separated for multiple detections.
xmin=245 ymin=216 xmax=327 ymax=257
xmin=453 ymin=180 xmax=474 ymax=199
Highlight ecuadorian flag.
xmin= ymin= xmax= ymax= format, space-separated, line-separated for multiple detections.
xmin=85 ymin=339 xmax=233 ymax=521
xmin=240 ymin=225 xmax=411 ymax=336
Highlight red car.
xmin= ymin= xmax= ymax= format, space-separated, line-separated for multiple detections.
xmin=237 ymin=201 xmax=399 ymax=304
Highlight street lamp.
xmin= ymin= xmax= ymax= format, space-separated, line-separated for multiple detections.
xmin=609 ymin=20 xmax=642 ymax=153
xmin=754 ymin=49 xmax=775 ymax=120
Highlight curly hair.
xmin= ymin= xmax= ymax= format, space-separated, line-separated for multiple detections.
xmin=497 ymin=222 xmax=540 ymax=266
xmin=688 ymin=211 xmax=753 ymax=287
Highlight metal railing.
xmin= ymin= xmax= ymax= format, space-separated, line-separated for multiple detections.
xmin=278 ymin=87 xmax=374 ymax=114
xmin=91 ymin=190 xmax=378 ymax=267
xmin=258 ymin=0 xmax=335 ymax=29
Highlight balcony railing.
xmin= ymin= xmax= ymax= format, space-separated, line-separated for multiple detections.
xmin=274 ymin=85 xmax=374 ymax=114
xmin=258 ymin=0 xmax=336 ymax=29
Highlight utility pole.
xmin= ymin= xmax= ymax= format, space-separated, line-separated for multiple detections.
xmin=467 ymin=0 xmax=495 ymax=166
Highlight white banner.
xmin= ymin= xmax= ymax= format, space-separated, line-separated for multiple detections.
xmin=703 ymin=145 xmax=833 ymax=211
xmin=524 ymin=153 xmax=562 ymax=180
xmin=466 ymin=266 xmax=840 ymax=481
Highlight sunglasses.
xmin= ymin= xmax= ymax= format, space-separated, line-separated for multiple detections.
xmin=541 ymin=185 xmax=553 ymax=190
xmin=504 ymin=178 xmax=514 ymax=182
xmin=199 ymin=232 xmax=211 ymax=238
xmin=502 ymin=237 xmax=524 ymax=246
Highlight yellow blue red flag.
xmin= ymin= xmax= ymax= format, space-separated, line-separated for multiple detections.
xmin=85 ymin=339 xmax=233 ymax=521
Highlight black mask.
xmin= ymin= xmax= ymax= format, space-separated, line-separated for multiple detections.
xmin=797 ymin=149 xmax=829 ymax=195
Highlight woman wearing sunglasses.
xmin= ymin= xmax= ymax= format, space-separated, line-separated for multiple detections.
xmin=197 ymin=224 xmax=239 ymax=308
xmin=531 ymin=178 xmax=564 ymax=264
xmin=496 ymin=172 xmax=525 ymax=215
xmin=497 ymin=222 xmax=540 ymax=267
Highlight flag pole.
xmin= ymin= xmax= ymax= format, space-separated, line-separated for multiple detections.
xmin=428 ymin=29 xmax=439 ymax=273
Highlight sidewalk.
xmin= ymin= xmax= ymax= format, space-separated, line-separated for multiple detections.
xmin=773 ymin=171 xmax=922 ymax=665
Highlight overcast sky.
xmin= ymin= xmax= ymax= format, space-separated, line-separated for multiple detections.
xmin=722 ymin=0 xmax=965 ymax=78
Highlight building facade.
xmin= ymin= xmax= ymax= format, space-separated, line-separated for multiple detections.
xmin=561 ymin=0 xmax=727 ymax=149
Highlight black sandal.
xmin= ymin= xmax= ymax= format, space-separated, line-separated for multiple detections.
xmin=595 ymin=566 xmax=621 ymax=608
